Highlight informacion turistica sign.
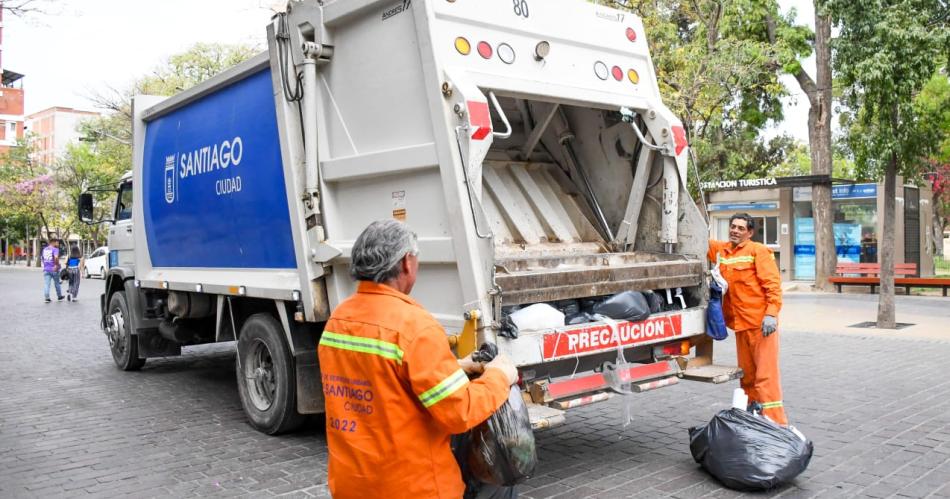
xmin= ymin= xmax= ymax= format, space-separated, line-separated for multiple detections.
xmin=701 ymin=178 xmax=778 ymax=191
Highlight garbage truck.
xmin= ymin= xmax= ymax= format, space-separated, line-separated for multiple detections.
xmin=80 ymin=0 xmax=740 ymax=435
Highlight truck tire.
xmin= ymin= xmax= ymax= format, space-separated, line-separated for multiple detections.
xmin=106 ymin=291 xmax=146 ymax=371
xmin=236 ymin=313 xmax=304 ymax=434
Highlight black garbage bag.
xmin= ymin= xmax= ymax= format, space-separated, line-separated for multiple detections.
xmin=467 ymin=385 xmax=537 ymax=487
xmin=689 ymin=408 xmax=813 ymax=491
xmin=643 ymin=291 xmax=665 ymax=313
xmin=453 ymin=432 xmax=519 ymax=499
xmin=592 ymin=291 xmax=651 ymax=322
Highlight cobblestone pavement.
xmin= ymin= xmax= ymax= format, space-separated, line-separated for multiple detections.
xmin=2 ymin=267 xmax=950 ymax=498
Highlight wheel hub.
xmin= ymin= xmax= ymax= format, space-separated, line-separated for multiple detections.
xmin=244 ymin=340 xmax=277 ymax=411
xmin=106 ymin=312 xmax=124 ymax=350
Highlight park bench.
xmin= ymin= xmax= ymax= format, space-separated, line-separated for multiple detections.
xmin=829 ymin=262 xmax=950 ymax=296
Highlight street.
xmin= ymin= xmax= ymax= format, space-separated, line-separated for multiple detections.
xmin=2 ymin=266 xmax=950 ymax=498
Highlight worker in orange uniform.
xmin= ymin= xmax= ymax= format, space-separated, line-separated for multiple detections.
xmin=318 ymin=219 xmax=519 ymax=498
xmin=708 ymin=213 xmax=787 ymax=426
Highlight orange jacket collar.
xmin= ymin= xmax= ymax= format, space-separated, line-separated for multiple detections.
xmin=356 ymin=281 xmax=423 ymax=309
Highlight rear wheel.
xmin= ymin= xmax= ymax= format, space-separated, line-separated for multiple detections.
xmin=236 ymin=313 xmax=304 ymax=434
xmin=84 ymin=267 xmax=90 ymax=279
xmin=106 ymin=291 xmax=145 ymax=371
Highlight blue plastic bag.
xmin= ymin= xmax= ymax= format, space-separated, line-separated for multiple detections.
xmin=706 ymin=278 xmax=728 ymax=340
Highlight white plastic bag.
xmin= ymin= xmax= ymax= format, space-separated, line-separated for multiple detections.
xmin=508 ymin=303 xmax=565 ymax=332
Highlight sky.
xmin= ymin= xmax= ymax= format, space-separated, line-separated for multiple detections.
xmin=6 ymin=0 xmax=815 ymax=141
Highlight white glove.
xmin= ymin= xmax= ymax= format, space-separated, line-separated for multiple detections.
xmin=762 ymin=315 xmax=778 ymax=337
xmin=485 ymin=353 xmax=519 ymax=386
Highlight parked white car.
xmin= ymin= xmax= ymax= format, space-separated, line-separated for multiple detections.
xmin=84 ymin=246 xmax=109 ymax=279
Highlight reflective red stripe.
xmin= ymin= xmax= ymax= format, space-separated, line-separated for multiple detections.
xmin=467 ymin=100 xmax=491 ymax=140
xmin=672 ymin=125 xmax=688 ymax=155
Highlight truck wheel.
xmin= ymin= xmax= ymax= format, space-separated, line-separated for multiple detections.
xmin=106 ymin=291 xmax=145 ymax=371
xmin=236 ymin=313 xmax=304 ymax=434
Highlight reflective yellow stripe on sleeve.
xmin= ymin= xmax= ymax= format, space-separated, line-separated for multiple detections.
xmin=418 ymin=369 xmax=469 ymax=408
xmin=719 ymin=255 xmax=755 ymax=265
xmin=761 ymin=401 xmax=784 ymax=409
xmin=319 ymin=331 xmax=405 ymax=364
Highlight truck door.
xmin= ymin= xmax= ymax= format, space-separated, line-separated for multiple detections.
xmin=108 ymin=180 xmax=135 ymax=271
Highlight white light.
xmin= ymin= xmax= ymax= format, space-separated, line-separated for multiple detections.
xmin=292 ymin=290 xmax=301 ymax=301
xmin=534 ymin=41 xmax=551 ymax=60
xmin=497 ymin=43 xmax=515 ymax=64
xmin=134 ymin=280 xmax=141 ymax=288
xmin=238 ymin=286 xmax=247 ymax=296
xmin=162 ymin=281 xmax=169 ymax=289
xmin=593 ymin=61 xmax=609 ymax=80
xmin=195 ymin=284 xmax=203 ymax=293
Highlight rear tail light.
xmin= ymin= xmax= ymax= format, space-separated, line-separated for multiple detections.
xmin=454 ymin=37 xmax=471 ymax=55
xmin=658 ymin=340 xmax=692 ymax=357
xmin=627 ymin=69 xmax=640 ymax=84
xmin=497 ymin=43 xmax=516 ymax=64
xmin=477 ymin=41 xmax=493 ymax=59
xmin=626 ymin=27 xmax=637 ymax=42
xmin=611 ymin=65 xmax=623 ymax=81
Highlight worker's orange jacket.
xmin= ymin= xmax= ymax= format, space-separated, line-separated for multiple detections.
xmin=707 ymin=240 xmax=782 ymax=331
xmin=317 ymin=281 xmax=510 ymax=499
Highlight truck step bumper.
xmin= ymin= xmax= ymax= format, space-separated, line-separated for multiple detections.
xmin=681 ymin=364 xmax=743 ymax=384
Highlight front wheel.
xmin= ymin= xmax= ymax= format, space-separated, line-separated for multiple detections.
xmin=84 ymin=267 xmax=90 ymax=279
xmin=106 ymin=291 xmax=145 ymax=371
xmin=99 ymin=267 xmax=105 ymax=279
xmin=235 ymin=313 xmax=304 ymax=434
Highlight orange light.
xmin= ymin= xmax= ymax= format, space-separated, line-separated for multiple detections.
xmin=455 ymin=37 xmax=471 ymax=55
xmin=628 ymin=69 xmax=640 ymax=84
xmin=680 ymin=340 xmax=692 ymax=356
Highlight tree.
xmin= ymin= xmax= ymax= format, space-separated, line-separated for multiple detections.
xmin=617 ymin=0 xmax=805 ymax=184
xmin=0 ymin=138 xmax=62 ymax=245
xmin=1 ymin=0 xmax=57 ymax=17
xmin=827 ymin=0 xmax=949 ymax=328
xmin=762 ymin=1 xmax=837 ymax=291
xmin=914 ymin=72 xmax=950 ymax=253
xmin=89 ymin=42 xmax=259 ymax=126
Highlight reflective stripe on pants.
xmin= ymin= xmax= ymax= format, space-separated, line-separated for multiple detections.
xmin=735 ymin=327 xmax=788 ymax=426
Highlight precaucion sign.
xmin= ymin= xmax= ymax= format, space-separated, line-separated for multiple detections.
xmin=542 ymin=315 xmax=683 ymax=360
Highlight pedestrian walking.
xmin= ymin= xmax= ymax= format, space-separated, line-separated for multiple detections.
xmin=708 ymin=213 xmax=787 ymax=426
xmin=41 ymin=239 xmax=65 ymax=303
xmin=65 ymin=244 xmax=84 ymax=301
xmin=318 ymin=219 xmax=518 ymax=499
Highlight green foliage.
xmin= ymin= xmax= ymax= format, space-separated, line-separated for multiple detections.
xmin=827 ymin=0 xmax=950 ymax=179
xmin=611 ymin=0 xmax=811 ymax=183
xmin=0 ymin=138 xmax=62 ymax=240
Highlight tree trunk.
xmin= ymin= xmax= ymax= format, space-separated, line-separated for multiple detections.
xmin=877 ymin=153 xmax=897 ymax=328
xmin=766 ymin=6 xmax=836 ymax=288
xmin=810 ymin=8 xmax=836 ymax=291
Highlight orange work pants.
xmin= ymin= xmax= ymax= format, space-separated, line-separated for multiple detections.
xmin=735 ymin=328 xmax=788 ymax=426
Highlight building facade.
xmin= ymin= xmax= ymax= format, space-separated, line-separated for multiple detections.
xmin=25 ymin=107 xmax=100 ymax=168
xmin=0 ymin=70 xmax=25 ymax=154
xmin=705 ymin=178 xmax=936 ymax=281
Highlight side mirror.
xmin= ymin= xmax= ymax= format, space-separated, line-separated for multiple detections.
xmin=78 ymin=193 xmax=95 ymax=223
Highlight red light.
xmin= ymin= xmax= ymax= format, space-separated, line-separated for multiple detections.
xmin=611 ymin=66 xmax=623 ymax=81
xmin=626 ymin=27 xmax=637 ymax=42
xmin=477 ymin=41 xmax=493 ymax=59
